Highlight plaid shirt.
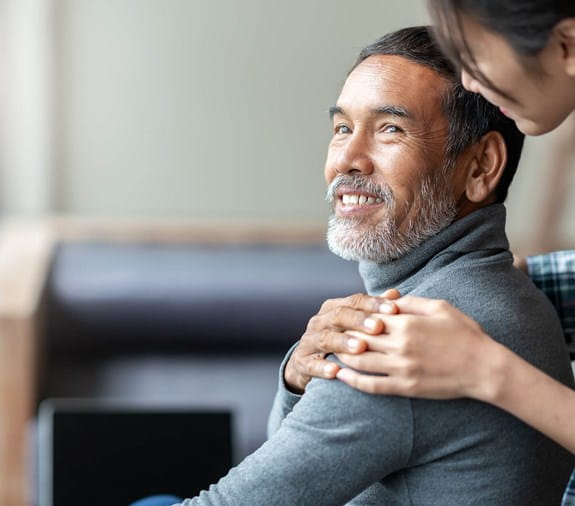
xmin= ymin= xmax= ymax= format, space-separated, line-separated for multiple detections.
xmin=564 ymin=469 xmax=575 ymax=506
xmin=527 ymin=251 xmax=575 ymax=505
xmin=527 ymin=250 xmax=575 ymax=349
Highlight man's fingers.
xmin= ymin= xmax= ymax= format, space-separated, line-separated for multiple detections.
xmin=303 ymin=329 xmax=368 ymax=354
xmin=285 ymin=291 xmax=407 ymax=392
xmin=320 ymin=293 xmax=380 ymax=312
xmin=320 ymin=293 xmax=399 ymax=316
xmin=301 ymin=356 xmax=340 ymax=379
xmin=308 ymin=307 xmax=384 ymax=335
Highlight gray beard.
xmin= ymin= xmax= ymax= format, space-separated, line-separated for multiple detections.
xmin=326 ymin=172 xmax=458 ymax=264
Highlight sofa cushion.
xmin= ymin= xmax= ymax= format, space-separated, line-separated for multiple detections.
xmin=45 ymin=241 xmax=365 ymax=353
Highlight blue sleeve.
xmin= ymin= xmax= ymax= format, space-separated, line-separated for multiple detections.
xmin=178 ymin=374 xmax=413 ymax=505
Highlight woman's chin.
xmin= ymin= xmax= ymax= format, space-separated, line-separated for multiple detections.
xmin=513 ymin=116 xmax=554 ymax=137
xmin=514 ymin=111 xmax=572 ymax=136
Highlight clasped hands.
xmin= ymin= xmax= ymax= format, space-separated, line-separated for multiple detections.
xmin=284 ymin=289 xmax=401 ymax=394
xmin=284 ymin=289 xmax=490 ymax=400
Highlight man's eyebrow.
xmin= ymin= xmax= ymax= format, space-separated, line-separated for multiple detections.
xmin=328 ymin=104 xmax=411 ymax=120
xmin=328 ymin=105 xmax=344 ymax=120
xmin=374 ymin=105 xmax=410 ymax=118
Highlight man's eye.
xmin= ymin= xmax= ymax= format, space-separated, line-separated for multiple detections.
xmin=383 ymin=124 xmax=402 ymax=133
xmin=335 ymin=124 xmax=351 ymax=135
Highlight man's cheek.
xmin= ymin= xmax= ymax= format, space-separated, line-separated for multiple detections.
xmin=324 ymin=159 xmax=336 ymax=184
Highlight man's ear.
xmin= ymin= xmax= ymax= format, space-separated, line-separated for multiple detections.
xmin=464 ymin=130 xmax=506 ymax=204
xmin=554 ymin=18 xmax=575 ymax=77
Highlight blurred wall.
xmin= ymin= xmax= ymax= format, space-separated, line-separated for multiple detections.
xmin=0 ymin=0 xmax=54 ymax=214
xmin=52 ymin=0 xmax=429 ymax=222
xmin=0 ymin=0 xmax=573 ymax=251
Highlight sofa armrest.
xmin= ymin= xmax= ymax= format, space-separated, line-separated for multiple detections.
xmin=0 ymin=220 xmax=54 ymax=506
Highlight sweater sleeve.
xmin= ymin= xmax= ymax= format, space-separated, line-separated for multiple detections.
xmin=177 ymin=370 xmax=413 ymax=506
xmin=267 ymin=343 xmax=302 ymax=438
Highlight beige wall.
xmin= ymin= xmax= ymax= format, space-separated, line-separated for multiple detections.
xmin=51 ymin=0 xmax=429 ymax=223
xmin=1 ymin=0 xmax=574 ymax=251
xmin=507 ymin=124 xmax=575 ymax=253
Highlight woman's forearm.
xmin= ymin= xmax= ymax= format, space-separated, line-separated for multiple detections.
xmin=484 ymin=342 xmax=575 ymax=454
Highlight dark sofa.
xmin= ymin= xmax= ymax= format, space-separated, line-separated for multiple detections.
xmin=0 ymin=219 xmax=365 ymax=506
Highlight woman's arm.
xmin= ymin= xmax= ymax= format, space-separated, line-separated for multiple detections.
xmin=488 ymin=342 xmax=575 ymax=455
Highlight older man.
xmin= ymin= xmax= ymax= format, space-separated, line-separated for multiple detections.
xmin=137 ymin=26 xmax=574 ymax=505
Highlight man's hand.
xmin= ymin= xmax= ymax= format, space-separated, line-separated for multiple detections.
xmin=284 ymin=290 xmax=400 ymax=394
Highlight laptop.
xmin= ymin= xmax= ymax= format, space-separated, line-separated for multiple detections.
xmin=37 ymin=399 xmax=233 ymax=506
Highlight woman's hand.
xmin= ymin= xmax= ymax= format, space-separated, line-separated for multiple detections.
xmin=284 ymin=290 xmax=400 ymax=394
xmin=335 ymin=296 xmax=505 ymax=401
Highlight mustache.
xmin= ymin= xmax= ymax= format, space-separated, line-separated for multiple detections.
xmin=325 ymin=175 xmax=394 ymax=205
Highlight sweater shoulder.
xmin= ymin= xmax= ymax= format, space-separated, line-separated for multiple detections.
xmin=410 ymin=254 xmax=571 ymax=382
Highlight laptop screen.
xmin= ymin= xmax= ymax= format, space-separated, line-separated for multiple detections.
xmin=38 ymin=400 xmax=233 ymax=506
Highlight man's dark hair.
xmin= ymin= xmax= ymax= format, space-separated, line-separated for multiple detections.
xmin=352 ymin=26 xmax=524 ymax=203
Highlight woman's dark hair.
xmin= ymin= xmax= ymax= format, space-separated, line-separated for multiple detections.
xmin=352 ymin=26 xmax=524 ymax=203
xmin=428 ymin=0 xmax=575 ymax=96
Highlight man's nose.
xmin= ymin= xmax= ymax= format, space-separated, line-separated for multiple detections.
xmin=332 ymin=136 xmax=374 ymax=176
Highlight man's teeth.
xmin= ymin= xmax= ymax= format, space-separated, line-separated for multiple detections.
xmin=341 ymin=194 xmax=383 ymax=205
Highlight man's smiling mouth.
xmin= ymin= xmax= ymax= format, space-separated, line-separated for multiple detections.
xmin=340 ymin=193 xmax=383 ymax=206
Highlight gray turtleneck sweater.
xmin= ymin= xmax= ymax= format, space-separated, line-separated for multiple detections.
xmin=180 ymin=204 xmax=574 ymax=505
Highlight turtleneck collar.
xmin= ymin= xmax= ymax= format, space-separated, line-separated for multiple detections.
xmin=358 ymin=204 xmax=510 ymax=296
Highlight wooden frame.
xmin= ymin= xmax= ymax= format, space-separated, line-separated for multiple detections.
xmin=0 ymin=221 xmax=54 ymax=506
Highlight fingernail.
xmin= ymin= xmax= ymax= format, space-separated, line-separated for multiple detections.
xmin=347 ymin=338 xmax=361 ymax=351
xmin=379 ymin=301 xmax=395 ymax=314
xmin=364 ymin=318 xmax=377 ymax=330
xmin=324 ymin=363 xmax=338 ymax=376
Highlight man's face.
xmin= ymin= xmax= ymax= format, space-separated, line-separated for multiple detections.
xmin=325 ymin=54 xmax=462 ymax=264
